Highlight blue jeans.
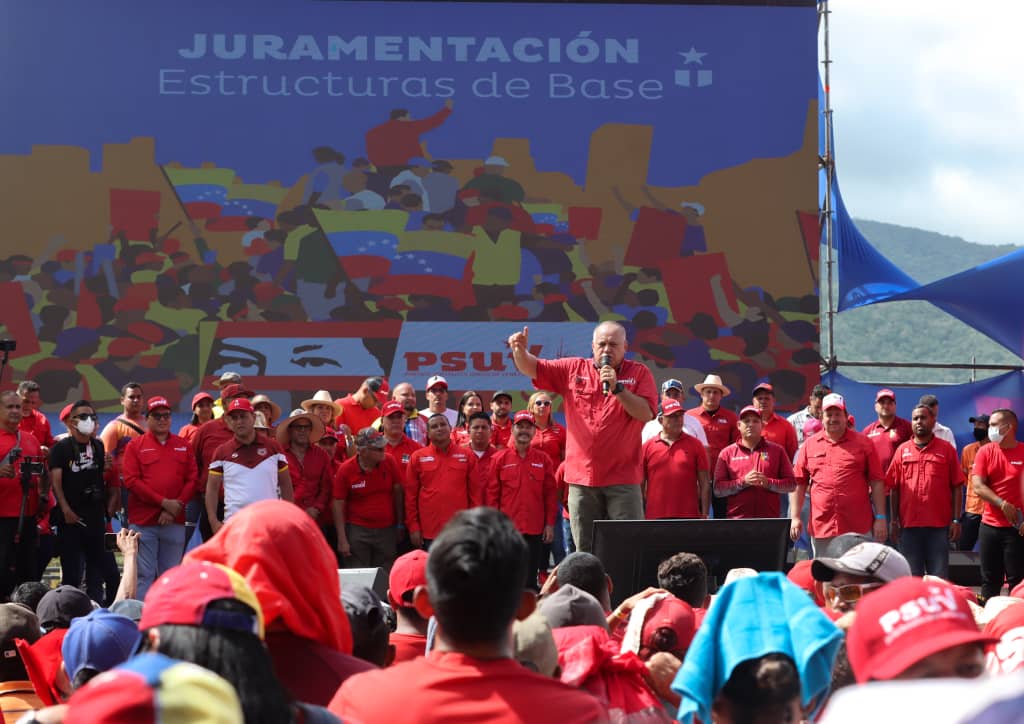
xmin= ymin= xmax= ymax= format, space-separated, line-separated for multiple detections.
xmin=131 ymin=524 xmax=186 ymax=600
xmin=900 ymin=526 xmax=950 ymax=578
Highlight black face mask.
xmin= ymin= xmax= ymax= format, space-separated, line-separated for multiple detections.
xmin=974 ymin=428 xmax=988 ymax=443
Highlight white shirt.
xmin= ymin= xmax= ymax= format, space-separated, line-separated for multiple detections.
xmin=420 ymin=407 xmax=457 ymax=428
xmin=934 ymin=421 xmax=956 ymax=447
xmin=641 ymin=416 xmax=708 ymax=445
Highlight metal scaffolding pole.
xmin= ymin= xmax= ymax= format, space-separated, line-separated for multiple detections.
xmin=819 ymin=0 xmax=836 ymax=373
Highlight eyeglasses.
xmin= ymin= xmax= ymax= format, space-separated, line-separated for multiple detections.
xmin=824 ymin=582 xmax=883 ymax=604
xmin=149 ymin=412 xmax=171 ymax=420
xmin=74 ymin=414 xmax=98 ymax=421
xmin=534 ymin=401 xmax=552 ymax=407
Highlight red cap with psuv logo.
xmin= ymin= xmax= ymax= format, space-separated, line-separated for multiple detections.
xmin=146 ymin=397 xmax=171 ymax=413
xmin=512 ymin=411 xmax=536 ymax=425
xmin=381 ymin=400 xmax=405 ymax=418
xmin=738 ymin=405 xmax=760 ymax=419
xmin=660 ymin=398 xmax=684 ymax=416
xmin=876 ymin=388 xmax=896 ymax=402
xmin=846 ymin=577 xmax=997 ymax=683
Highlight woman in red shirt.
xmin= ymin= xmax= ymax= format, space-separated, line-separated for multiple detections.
xmin=527 ymin=391 xmax=566 ymax=463
xmin=177 ymin=392 xmax=214 ymax=442
xmin=451 ymin=391 xmax=483 ymax=447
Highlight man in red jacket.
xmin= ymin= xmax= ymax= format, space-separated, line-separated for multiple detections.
xmin=121 ymin=396 xmax=198 ymax=599
xmin=486 ymin=411 xmax=557 ymax=588
xmin=405 ymin=414 xmax=482 ymax=549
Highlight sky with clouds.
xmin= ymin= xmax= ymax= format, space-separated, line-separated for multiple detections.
xmin=827 ymin=1 xmax=1022 ymax=246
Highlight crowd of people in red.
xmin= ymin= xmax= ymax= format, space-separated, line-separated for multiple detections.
xmin=1 ymin=319 xmax=1024 ymax=722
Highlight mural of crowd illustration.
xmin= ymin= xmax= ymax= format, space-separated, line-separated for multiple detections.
xmin=0 ymin=0 xmax=821 ymax=413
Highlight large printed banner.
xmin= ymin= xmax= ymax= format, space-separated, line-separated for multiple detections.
xmin=0 ymin=0 xmax=820 ymax=412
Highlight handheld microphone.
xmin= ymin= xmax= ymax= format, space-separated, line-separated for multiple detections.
xmin=600 ymin=354 xmax=612 ymax=395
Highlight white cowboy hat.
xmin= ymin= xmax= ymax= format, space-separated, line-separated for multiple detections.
xmin=693 ymin=374 xmax=731 ymax=397
xmin=250 ymin=394 xmax=282 ymax=426
xmin=300 ymin=389 xmax=342 ymax=417
xmin=275 ymin=410 xmax=325 ymax=448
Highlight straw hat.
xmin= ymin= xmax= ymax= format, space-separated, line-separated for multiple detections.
xmin=275 ymin=410 xmax=325 ymax=448
xmin=300 ymin=390 xmax=342 ymax=417
xmin=693 ymin=374 xmax=731 ymax=397
xmin=250 ymin=394 xmax=282 ymax=425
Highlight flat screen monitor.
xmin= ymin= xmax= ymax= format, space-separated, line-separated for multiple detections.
xmin=592 ymin=518 xmax=791 ymax=607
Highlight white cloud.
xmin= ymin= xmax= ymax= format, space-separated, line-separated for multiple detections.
xmin=828 ymin=1 xmax=1024 ymax=245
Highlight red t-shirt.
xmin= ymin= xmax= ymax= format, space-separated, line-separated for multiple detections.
xmin=122 ymin=432 xmax=198 ymax=526
xmin=0 ymin=428 xmax=44 ymax=517
xmin=533 ymin=357 xmax=656 ymax=488
xmin=329 ymin=651 xmax=607 ymax=723
xmin=973 ymin=442 xmax=1024 ymax=527
xmin=192 ymin=418 xmax=235 ymax=492
xmin=385 ymin=434 xmax=422 ymax=475
xmin=686 ymin=406 xmax=739 ymax=474
xmin=793 ymin=429 xmax=884 ymax=538
xmin=761 ymin=413 xmax=798 ymax=460
xmin=642 ymin=434 xmax=709 ymax=519
xmin=335 ymin=395 xmax=380 ymax=437
xmin=389 ymin=631 xmax=427 ymax=665
xmin=714 ymin=438 xmax=796 ymax=518
xmin=333 ymin=454 xmax=404 ymax=528
xmin=486 ymin=447 xmax=557 ymax=535
xmin=177 ymin=423 xmax=200 ymax=444
xmin=862 ymin=417 xmax=913 ymax=472
xmin=19 ymin=410 xmax=53 ymax=448
xmin=266 ymin=630 xmax=374 ymax=708
xmin=405 ymin=444 xmax=482 ymax=539
xmin=530 ymin=422 xmax=566 ymax=464
xmin=491 ymin=417 xmax=513 ymax=449
xmin=283 ymin=445 xmax=333 ymax=516
xmin=885 ymin=437 xmax=963 ymax=529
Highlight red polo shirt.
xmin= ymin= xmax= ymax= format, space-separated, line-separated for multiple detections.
xmin=793 ymin=429 xmax=884 ymax=538
xmin=330 ymin=650 xmax=607 ymax=723
xmin=491 ymin=418 xmax=513 ymax=449
xmin=761 ymin=413 xmax=798 ymax=460
xmin=405 ymin=443 xmax=482 ymax=539
xmin=385 ymin=435 xmax=422 ymax=474
xmin=485 ymin=447 xmax=557 ymax=535
xmin=122 ymin=432 xmax=198 ymax=525
xmin=335 ymin=395 xmax=380 ymax=436
xmin=714 ymin=438 xmax=796 ymax=518
xmin=642 ymin=433 xmax=709 ymax=519
xmin=530 ymin=422 xmax=566 ymax=464
xmin=0 ymin=428 xmax=44 ymax=517
xmin=686 ymin=406 xmax=739 ymax=474
xmin=19 ymin=410 xmax=53 ymax=448
xmin=192 ymin=418 xmax=235 ymax=492
xmin=533 ymin=357 xmax=657 ymax=488
xmin=885 ymin=437 xmax=963 ymax=528
xmin=972 ymin=442 xmax=1024 ymax=528
xmin=283 ymin=444 xmax=332 ymax=515
xmin=862 ymin=417 xmax=913 ymax=471
xmin=333 ymin=454 xmax=404 ymax=528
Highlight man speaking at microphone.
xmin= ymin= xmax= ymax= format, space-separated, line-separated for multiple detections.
xmin=508 ymin=321 xmax=657 ymax=552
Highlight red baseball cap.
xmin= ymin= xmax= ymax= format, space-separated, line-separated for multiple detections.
xmin=982 ymin=600 xmax=1024 ymax=675
xmin=381 ymin=400 xmax=405 ymax=418
xmin=752 ymin=382 xmax=774 ymax=395
xmin=225 ymin=398 xmax=254 ymax=415
xmin=219 ymin=383 xmax=254 ymax=401
xmin=641 ymin=596 xmax=696 ymax=656
xmin=425 ymin=375 xmax=448 ymax=391
xmin=512 ymin=411 xmax=536 ymax=425
xmin=59 ymin=404 xmax=73 ymax=422
xmin=875 ymin=388 xmax=896 ymax=402
xmin=822 ymin=393 xmax=846 ymax=411
xmin=846 ymin=577 xmax=997 ymax=683
xmin=191 ymin=392 xmax=214 ymax=409
xmin=139 ymin=562 xmax=264 ymax=639
xmin=660 ymin=398 xmax=684 ymax=416
xmin=738 ymin=405 xmax=760 ymax=419
xmin=146 ymin=397 xmax=171 ymax=414
xmin=786 ymin=560 xmax=825 ymax=607
xmin=388 ymin=550 xmax=428 ymax=609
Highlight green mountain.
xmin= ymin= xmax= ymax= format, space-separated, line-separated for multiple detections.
xmin=828 ymin=220 xmax=1021 ymax=384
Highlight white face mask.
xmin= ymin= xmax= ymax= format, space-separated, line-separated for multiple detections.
xmin=77 ymin=418 xmax=96 ymax=436
xmin=989 ymin=425 xmax=1005 ymax=444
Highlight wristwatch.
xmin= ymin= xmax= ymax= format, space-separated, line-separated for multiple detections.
xmin=611 ymin=382 xmax=625 ymax=395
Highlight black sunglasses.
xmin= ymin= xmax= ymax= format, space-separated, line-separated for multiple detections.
xmin=74 ymin=413 xmax=98 ymax=421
